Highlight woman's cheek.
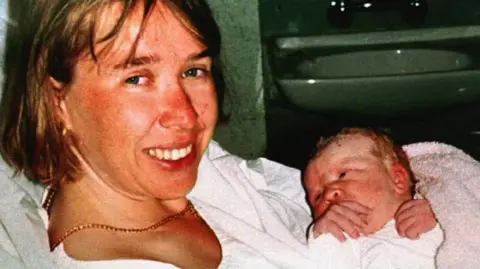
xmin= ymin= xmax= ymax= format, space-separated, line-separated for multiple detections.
xmin=188 ymin=81 xmax=216 ymax=109
xmin=196 ymin=101 xmax=216 ymax=122
xmin=121 ymin=102 xmax=154 ymax=129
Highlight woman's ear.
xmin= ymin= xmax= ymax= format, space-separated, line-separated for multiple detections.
xmin=48 ymin=76 xmax=71 ymax=128
xmin=49 ymin=76 xmax=64 ymax=91
xmin=389 ymin=162 xmax=410 ymax=196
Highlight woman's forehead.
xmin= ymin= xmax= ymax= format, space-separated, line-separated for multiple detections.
xmin=89 ymin=1 xmax=205 ymax=66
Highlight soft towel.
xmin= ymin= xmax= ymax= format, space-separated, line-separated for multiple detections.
xmin=404 ymin=142 xmax=480 ymax=269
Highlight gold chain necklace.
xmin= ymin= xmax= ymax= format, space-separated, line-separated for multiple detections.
xmin=44 ymin=187 xmax=198 ymax=251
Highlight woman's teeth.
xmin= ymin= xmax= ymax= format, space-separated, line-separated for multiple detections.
xmin=147 ymin=144 xmax=193 ymax=161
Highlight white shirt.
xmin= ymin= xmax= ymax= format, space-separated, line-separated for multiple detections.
xmin=308 ymin=220 xmax=443 ymax=269
xmin=0 ymin=141 xmax=316 ymax=269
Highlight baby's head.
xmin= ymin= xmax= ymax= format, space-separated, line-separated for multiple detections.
xmin=304 ymin=128 xmax=415 ymax=235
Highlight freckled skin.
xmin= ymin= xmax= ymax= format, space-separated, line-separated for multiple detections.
xmin=58 ymin=3 xmax=217 ymax=200
xmin=47 ymin=3 xmax=223 ymax=267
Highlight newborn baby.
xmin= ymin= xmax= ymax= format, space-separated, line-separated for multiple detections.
xmin=304 ymin=128 xmax=443 ymax=269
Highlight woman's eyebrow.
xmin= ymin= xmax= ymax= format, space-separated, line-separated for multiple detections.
xmin=113 ymin=54 xmax=162 ymax=70
xmin=112 ymin=49 xmax=211 ymax=70
xmin=187 ymin=48 xmax=212 ymax=61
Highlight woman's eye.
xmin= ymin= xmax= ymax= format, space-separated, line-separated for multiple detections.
xmin=182 ymin=68 xmax=207 ymax=78
xmin=125 ymin=76 xmax=146 ymax=85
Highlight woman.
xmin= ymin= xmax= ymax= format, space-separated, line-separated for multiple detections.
xmin=0 ymin=0 xmax=317 ymax=268
xmin=0 ymin=0 xmax=439 ymax=268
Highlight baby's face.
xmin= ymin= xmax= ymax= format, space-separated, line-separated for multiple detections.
xmin=304 ymin=135 xmax=402 ymax=234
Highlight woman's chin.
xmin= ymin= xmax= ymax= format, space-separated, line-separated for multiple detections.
xmin=146 ymin=177 xmax=197 ymax=200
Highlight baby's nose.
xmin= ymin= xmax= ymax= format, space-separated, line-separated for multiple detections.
xmin=324 ymin=187 xmax=343 ymax=203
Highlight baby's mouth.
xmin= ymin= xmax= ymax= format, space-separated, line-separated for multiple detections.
xmin=313 ymin=200 xmax=333 ymax=219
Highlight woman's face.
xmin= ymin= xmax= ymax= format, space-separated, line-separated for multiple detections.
xmin=55 ymin=3 xmax=217 ymax=200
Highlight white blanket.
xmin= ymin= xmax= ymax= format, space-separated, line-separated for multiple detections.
xmin=308 ymin=220 xmax=443 ymax=269
xmin=404 ymin=142 xmax=480 ymax=269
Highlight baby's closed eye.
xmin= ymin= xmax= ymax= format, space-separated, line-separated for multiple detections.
xmin=338 ymin=169 xmax=353 ymax=179
xmin=314 ymin=191 xmax=324 ymax=203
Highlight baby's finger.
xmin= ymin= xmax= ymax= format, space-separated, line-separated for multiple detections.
xmin=340 ymin=201 xmax=372 ymax=216
xmin=313 ymin=220 xmax=346 ymax=241
xmin=329 ymin=209 xmax=362 ymax=238
xmin=330 ymin=224 xmax=347 ymax=242
xmin=396 ymin=216 xmax=416 ymax=237
xmin=331 ymin=202 xmax=370 ymax=227
xmin=394 ymin=201 xmax=415 ymax=219
xmin=395 ymin=209 xmax=414 ymax=227
xmin=395 ymin=199 xmax=429 ymax=219
xmin=402 ymin=221 xmax=421 ymax=240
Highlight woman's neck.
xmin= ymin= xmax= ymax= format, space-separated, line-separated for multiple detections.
xmin=51 ymin=175 xmax=189 ymax=229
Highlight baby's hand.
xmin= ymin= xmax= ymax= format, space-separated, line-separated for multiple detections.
xmin=312 ymin=201 xmax=371 ymax=242
xmin=394 ymin=199 xmax=437 ymax=239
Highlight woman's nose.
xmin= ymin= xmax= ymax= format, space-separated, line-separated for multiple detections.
xmin=157 ymin=88 xmax=197 ymax=130
xmin=323 ymin=187 xmax=344 ymax=203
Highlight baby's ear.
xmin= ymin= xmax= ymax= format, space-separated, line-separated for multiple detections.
xmin=389 ymin=163 xmax=410 ymax=196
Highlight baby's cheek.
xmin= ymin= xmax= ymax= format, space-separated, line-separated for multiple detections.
xmin=351 ymin=183 xmax=383 ymax=205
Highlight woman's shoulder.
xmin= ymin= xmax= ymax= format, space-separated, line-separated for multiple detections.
xmin=0 ymin=161 xmax=45 ymax=206
xmin=0 ymin=161 xmax=53 ymax=268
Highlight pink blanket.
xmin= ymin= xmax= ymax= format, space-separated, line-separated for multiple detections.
xmin=404 ymin=142 xmax=480 ymax=269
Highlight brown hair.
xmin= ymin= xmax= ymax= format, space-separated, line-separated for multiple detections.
xmin=313 ymin=127 xmax=416 ymax=194
xmin=0 ymin=0 xmax=224 ymax=184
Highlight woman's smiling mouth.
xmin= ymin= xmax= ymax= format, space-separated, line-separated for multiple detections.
xmin=145 ymin=144 xmax=193 ymax=161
